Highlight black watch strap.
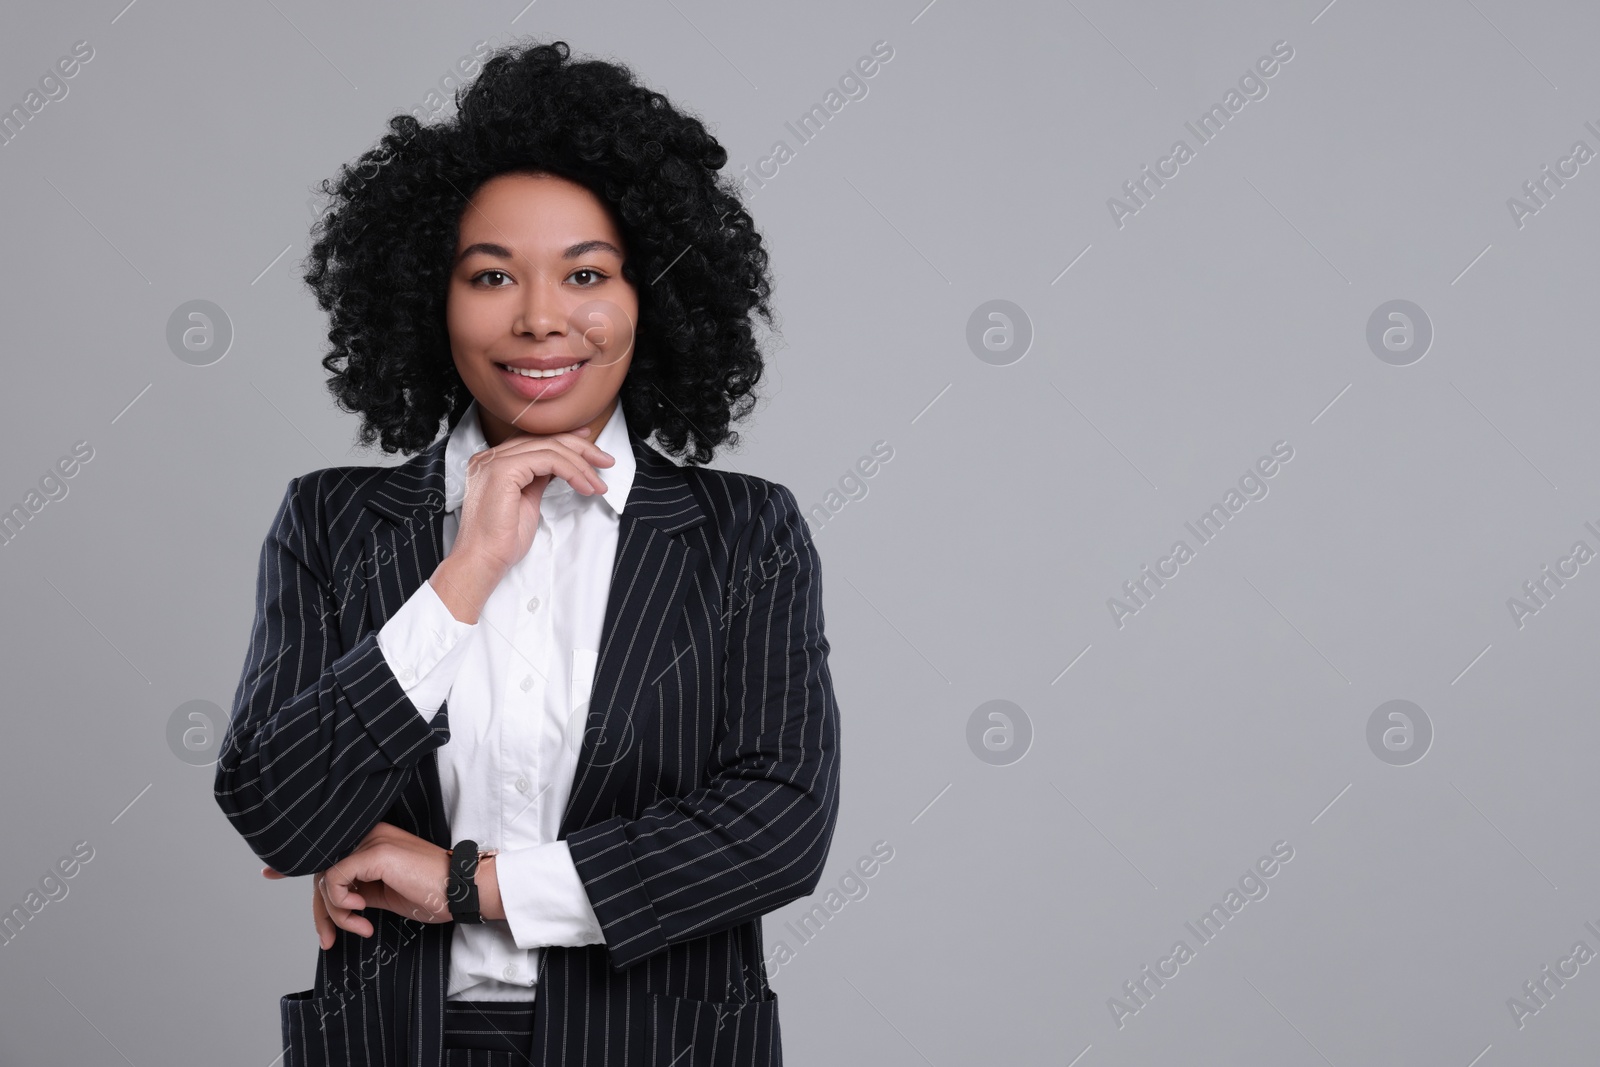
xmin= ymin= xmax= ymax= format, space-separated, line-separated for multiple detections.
xmin=448 ymin=839 xmax=483 ymax=924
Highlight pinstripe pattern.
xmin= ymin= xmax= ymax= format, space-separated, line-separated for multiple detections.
xmin=443 ymin=1000 xmax=537 ymax=1056
xmin=215 ymin=421 xmax=840 ymax=1067
xmin=443 ymin=1054 xmax=534 ymax=1067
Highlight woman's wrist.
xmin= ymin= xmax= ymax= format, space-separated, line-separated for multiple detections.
xmin=429 ymin=553 xmax=499 ymax=624
xmin=475 ymin=853 xmax=503 ymax=922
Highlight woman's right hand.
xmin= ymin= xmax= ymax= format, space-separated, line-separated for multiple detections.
xmin=429 ymin=425 xmax=614 ymax=624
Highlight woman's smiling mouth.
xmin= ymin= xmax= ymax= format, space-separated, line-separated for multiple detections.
xmin=495 ymin=358 xmax=587 ymax=400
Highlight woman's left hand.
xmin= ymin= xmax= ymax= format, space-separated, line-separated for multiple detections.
xmin=260 ymin=822 xmax=453 ymax=947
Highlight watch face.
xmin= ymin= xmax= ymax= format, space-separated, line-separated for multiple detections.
xmin=448 ymin=840 xmax=485 ymax=923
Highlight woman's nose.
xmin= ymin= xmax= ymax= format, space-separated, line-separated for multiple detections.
xmin=517 ymin=272 xmax=567 ymax=339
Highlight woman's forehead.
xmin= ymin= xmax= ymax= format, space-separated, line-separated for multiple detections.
xmin=457 ymin=174 xmax=624 ymax=252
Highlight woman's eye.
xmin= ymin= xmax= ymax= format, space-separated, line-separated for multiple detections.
xmin=474 ymin=269 xmax=511 ymax=287
xmin=570 ymin=268 xmax=606 ymax=286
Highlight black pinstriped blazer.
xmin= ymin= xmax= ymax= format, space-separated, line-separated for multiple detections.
xmin=213 ymin=417 xmax=841 ymax=1067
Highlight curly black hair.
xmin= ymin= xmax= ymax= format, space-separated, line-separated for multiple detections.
xmin=300 ymin=38 xmax=776 ymax=464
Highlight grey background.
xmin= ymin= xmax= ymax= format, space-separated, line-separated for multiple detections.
xmin=1 ymin=0 xmax=1596 ymax=1063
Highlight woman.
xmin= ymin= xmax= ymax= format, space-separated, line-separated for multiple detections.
xmin=213 ymin=39 xmax=841 ymax=1067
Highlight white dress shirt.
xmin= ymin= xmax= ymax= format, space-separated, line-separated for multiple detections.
xmin=375 ymin=399 xmax=635 ymax=1001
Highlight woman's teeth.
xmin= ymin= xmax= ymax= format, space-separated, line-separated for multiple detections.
xmin=503 ymin=363 xmax=582 ymax=379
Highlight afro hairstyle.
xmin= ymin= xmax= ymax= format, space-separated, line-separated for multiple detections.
xmin=301 ymin=38 xmax=776 ymax=464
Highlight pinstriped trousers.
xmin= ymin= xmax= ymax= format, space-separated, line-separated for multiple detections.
xmin=442 ymin=1001 xmax=540 ymax=1066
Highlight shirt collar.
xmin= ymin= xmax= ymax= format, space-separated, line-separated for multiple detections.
xmin=442 ymin=399 xmax=636 ymax=518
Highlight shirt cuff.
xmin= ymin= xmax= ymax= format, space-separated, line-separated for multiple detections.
xmin=497 ymin=840 xmax=607 ymax=949
xmin=375 ymin=578 xmax=476 ymax=719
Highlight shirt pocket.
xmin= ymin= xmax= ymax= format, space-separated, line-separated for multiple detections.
xmin=565 ymin=648 xmax=600 ymax=755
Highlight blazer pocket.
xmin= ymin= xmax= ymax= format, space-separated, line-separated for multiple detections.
xmin=644 ymin=990 xmax=781 ymax=1067
xmin=280 ymin=988 xmax=376 ymax=1067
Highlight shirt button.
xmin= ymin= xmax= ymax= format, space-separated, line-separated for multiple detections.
xmin=520 ymin=675 xmax=534 ymax=692
xmin=397 ymin=666 xmax=415 ymax=682
xmin=526 ymin=596 xmax=540 ymax=613
xmin=516 ymin=776 xmax=531 ymax=793
xmin=503 ymin=964 xmax=517 ymax=980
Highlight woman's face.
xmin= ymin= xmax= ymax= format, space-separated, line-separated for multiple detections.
xmin=447 ymin=171 xmax=639 ymax=448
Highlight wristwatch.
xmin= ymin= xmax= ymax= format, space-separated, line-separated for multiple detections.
xmin=446 ymin=840 xmax=497 ymax=924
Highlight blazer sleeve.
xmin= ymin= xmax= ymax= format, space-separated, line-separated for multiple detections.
xmin=213 ymin=476 xmax=450 ymax=877
xmin=564 ymin=482 xmax=842 ymax=971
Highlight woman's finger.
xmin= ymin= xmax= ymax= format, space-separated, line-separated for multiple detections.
xmin=318 ymin=874 xmax=374 ymax=938
xmin=490 ymin=425 xmax=613 ymax=467
xmin=320 ymin=857 xmax=369 ymax=912
xmin=524 ymin=442 xmax=609 ymax=494
xmin=312 ymin=875 xmax=338 ymax=949
xmin=480 ymin=435 xmax=613 ymax=493
xmin=553 ymin=429 xmax=615 ymax=465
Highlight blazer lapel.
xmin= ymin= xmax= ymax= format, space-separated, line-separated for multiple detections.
xmin=559 ymin=428 xmax=707 ymax=836
xmin=359 ymin=434 xmax=450 ymax=631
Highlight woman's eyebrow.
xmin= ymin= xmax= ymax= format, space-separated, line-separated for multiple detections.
xmin=456 ymin=239 xmax=624 ymax=265
xmin=561 ymin=239 xmax=624 ymax=260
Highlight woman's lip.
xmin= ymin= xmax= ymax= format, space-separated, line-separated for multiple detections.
xmin=495 ymin=359 xmax=586 ymax=401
